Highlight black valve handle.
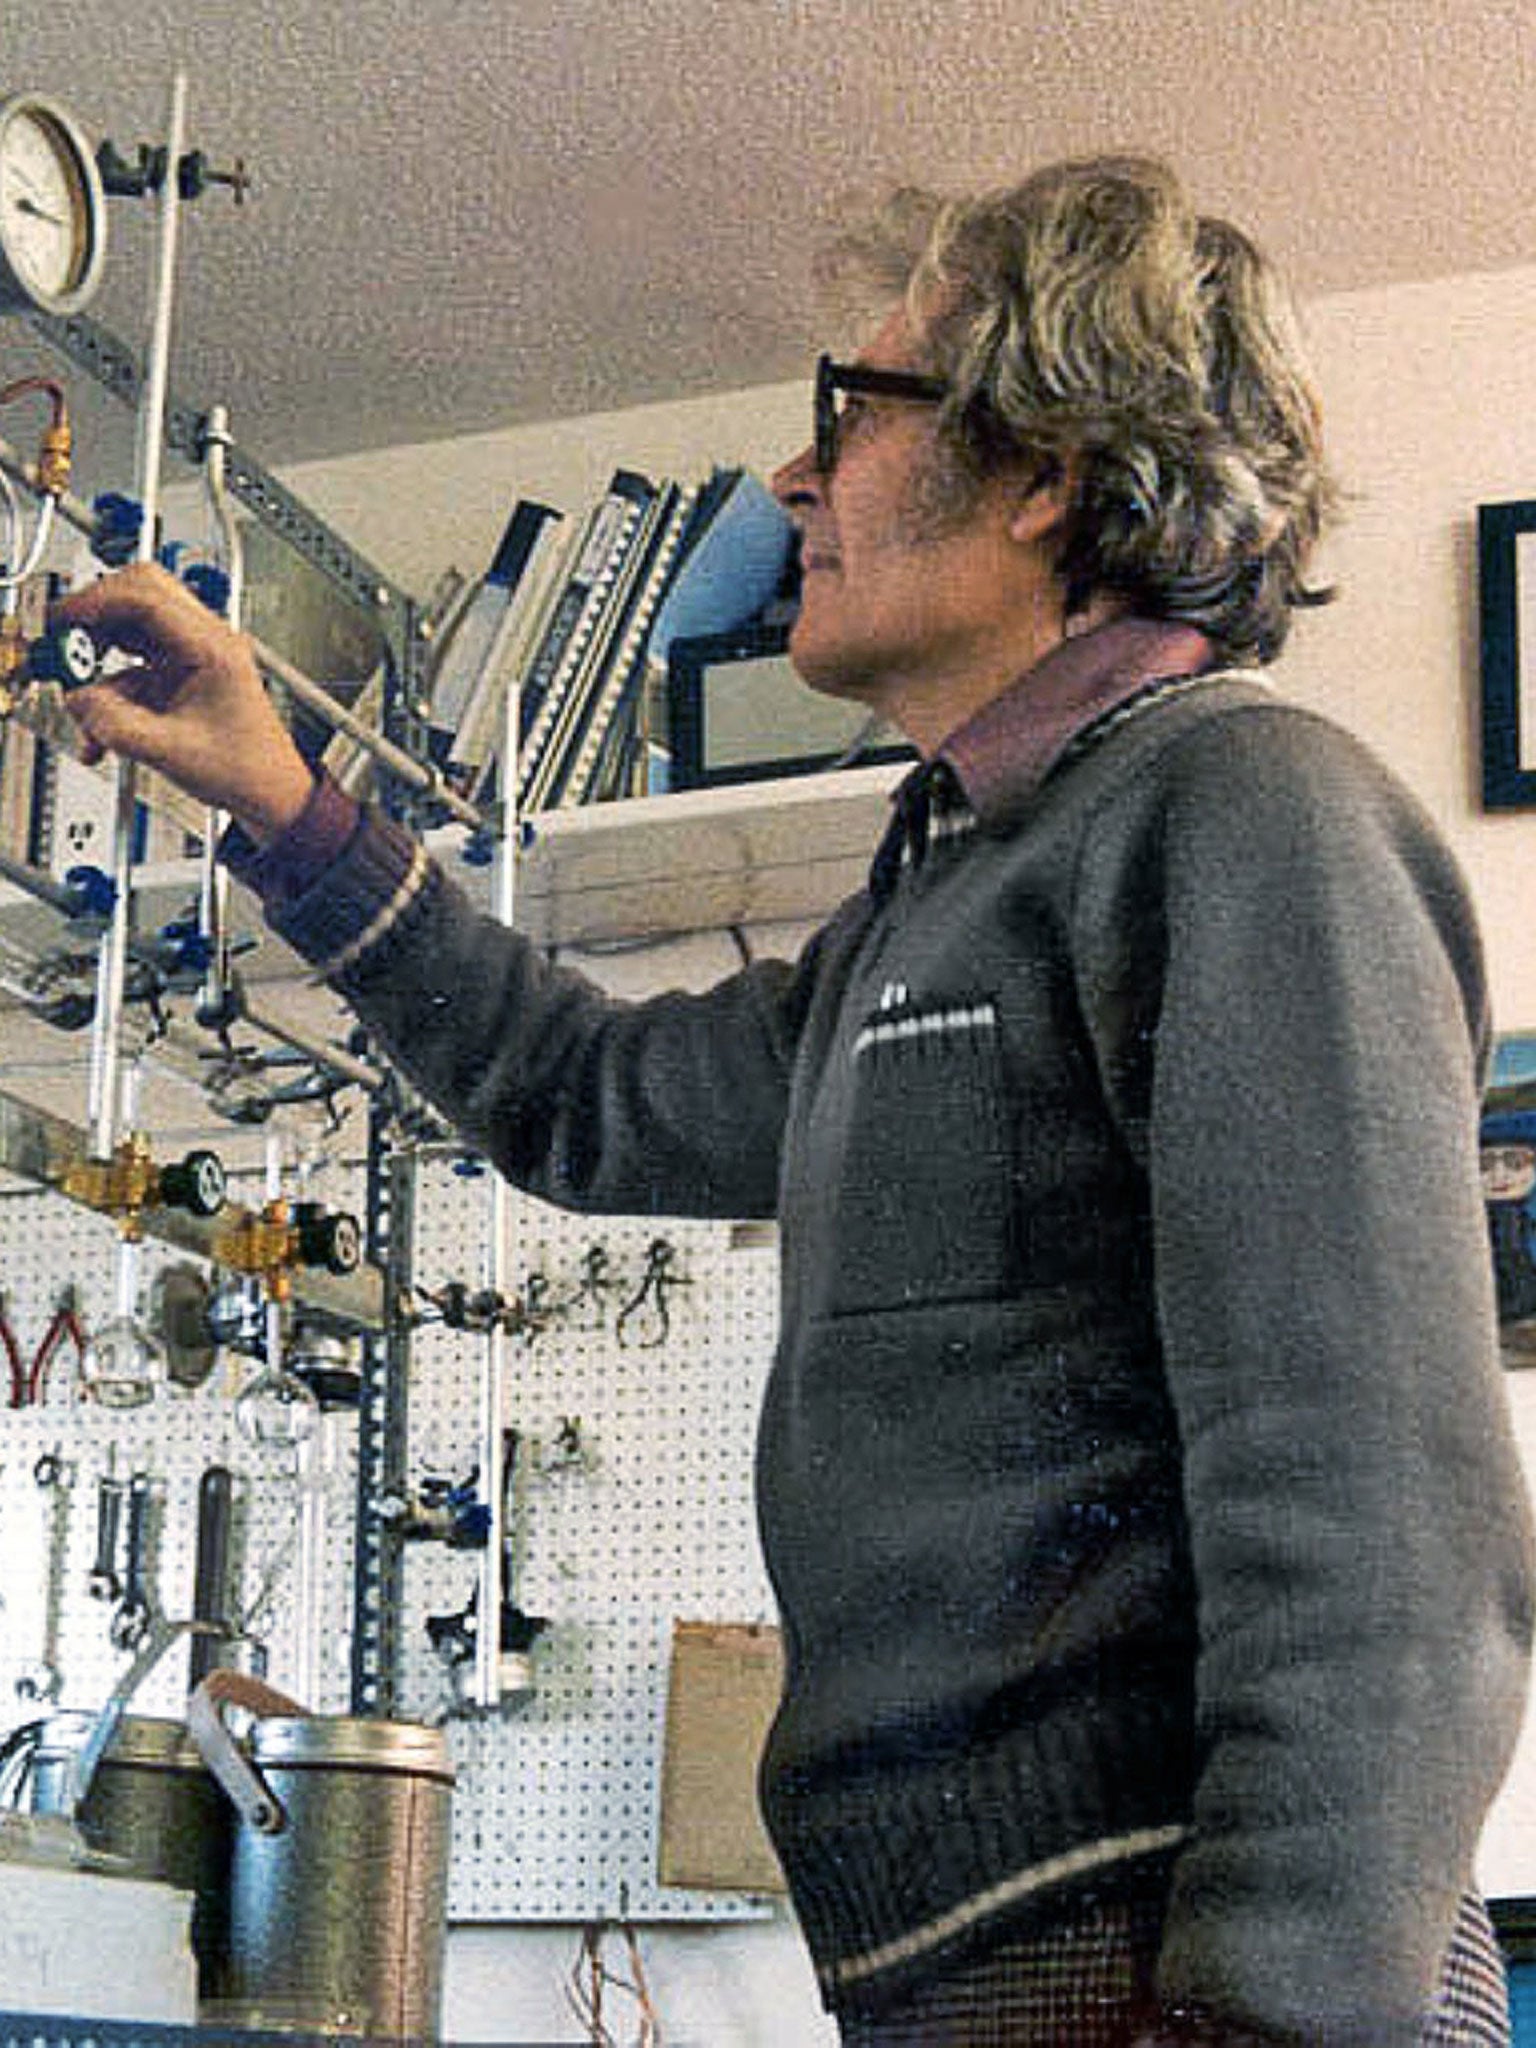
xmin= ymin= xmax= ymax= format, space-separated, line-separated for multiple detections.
xmin=293 ymin=1203 xmax=362 ymax=1276
xmin=159 ymin=1149 xmax=227 ymax=1219
xmin=26 ymin=622 xmax=103 ymax=690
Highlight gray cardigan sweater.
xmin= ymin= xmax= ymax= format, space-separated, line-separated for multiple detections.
xmin=233 ymin=640 xmax=1533 ymax=2041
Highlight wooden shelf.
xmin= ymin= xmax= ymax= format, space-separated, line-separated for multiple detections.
xmin=0 ymin=767 xmax=903 ymax=1165
xmin=1 ymin=767 xmax=904 ymax=975
xmin=504 ymin=762 xmax=903 ymax=947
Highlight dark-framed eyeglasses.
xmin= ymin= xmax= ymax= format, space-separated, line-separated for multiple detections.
xmin=814 ymin=353 xmax=950 ymax=473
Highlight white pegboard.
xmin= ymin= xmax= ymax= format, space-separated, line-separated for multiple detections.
xmin=0 ymin=1172 xmax=359 ymax=1731
xmin=0 ymin=1152 xmax=786 ymax=1926
xmin=404 ymin=1156 xmax=782 ymax=1923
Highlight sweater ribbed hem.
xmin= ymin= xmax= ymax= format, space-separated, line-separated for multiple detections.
xmin=765 ymin=1689 xmax=1195 ymax=2014
xmin=832 ymin=1823 xmax=1188 ymax=1992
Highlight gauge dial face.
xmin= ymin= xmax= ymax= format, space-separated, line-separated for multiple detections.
xmin=0 ymin=96 xmax=105 ymax=312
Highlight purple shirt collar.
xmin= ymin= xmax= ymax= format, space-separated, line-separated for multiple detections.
xmin=935 ymin=616 xmax=1215 ymax=826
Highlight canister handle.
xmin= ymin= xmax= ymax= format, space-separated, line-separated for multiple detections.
xmin=69 ymin=1614 xmax=223 ymax=1815
xmin=187 ymin=1668 xmax=307 ymax=1836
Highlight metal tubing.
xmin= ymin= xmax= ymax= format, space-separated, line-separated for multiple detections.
xmin=0 ymin=844 xmax=93 ymax=917
xmin=2 ymin=490 xmax=56 ymax=587
xmin=237 ymin=995 xmax=386 ymax=1096
xmin=248 ymin=634 xmax=481 ymax=827
xmin=198 ymin=403 xmax=243 ymax=1026
xmin=147 ymin=998 xmax=384 ymax=1102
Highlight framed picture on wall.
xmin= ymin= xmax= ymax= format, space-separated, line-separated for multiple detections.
xmin=1478 ymin=498 xmax=1536 ymax=808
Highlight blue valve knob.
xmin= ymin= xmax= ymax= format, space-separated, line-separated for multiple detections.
xmin=160 ymin=917 xmax=215 ymax=973
xmin=181 ymin=563 xmax=231 ymax=616
xmin=91 ymin=493 xmax=144 ymax=568
xmin=450 ymin=1503 xmax=493 ymax=1550
xmin=62 ymin=865 xmax=117 ymax=921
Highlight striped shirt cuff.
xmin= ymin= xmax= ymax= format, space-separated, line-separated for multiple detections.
xmin=221 ymin=771 xmax=425 ymax=978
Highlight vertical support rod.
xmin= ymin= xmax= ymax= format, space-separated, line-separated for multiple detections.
xmin=350 ymin=1098 xmax=411 ymax=1716
xmin=471 ymin=672 xmax=523 ymax=1707
xmin=198 ymin=403 xmax=243 ymax=1024
xmin=292 ymin=1413 xmax=333 ymax=1708
xmin=87 ymin=70 xmax=189 ymax=1158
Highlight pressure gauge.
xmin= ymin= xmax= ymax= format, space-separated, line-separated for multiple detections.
xmin=0 ymin=93 xmax=107 ymax=315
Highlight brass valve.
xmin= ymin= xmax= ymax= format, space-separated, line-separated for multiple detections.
xmin=63 ymin=1133 xmax=162 ymax=1239
xmin=212 ymin=1197 xmax=362 ymax=1302
xmin=36 ymin=418 xmax=71 ymax=498
xmin=0 ymin=614 xmax=25 ymax=714
xmin=63 ymin=1135 xmax=227 ymax=1239
xmin=0 ymin=376 xmax=71 ymax=500
xmin=214 ymin=1198 xmax=301 ymax=1301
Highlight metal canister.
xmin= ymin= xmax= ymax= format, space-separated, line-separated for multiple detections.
xmin=26 ymin=1710 xmax=233 ymax=1995
xmin=192 ymin=1695 xmax=454 ymax=2039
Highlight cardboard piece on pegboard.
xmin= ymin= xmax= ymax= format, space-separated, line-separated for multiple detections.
xmin=658 ymin=1620 xmax=786 ymax=1893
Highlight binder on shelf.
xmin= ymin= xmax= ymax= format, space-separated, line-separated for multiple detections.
xmin=527 ymin=481 xmax=688 ymax=811
xmin=431 ymin=497 xmax=563 ymax=768
xmin=517 ymin=468 xmax=657 ymax=813
xmin=461 ymin=515 xmax=587 ymax=804
xmin=558 ymin=479 xmax=704 ymax=807
xmin=647 ymin=468 xmax=797 ymax=671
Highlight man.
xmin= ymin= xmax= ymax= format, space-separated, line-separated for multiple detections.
xmin=56 ymin=156 xmax=1533 ymax=2044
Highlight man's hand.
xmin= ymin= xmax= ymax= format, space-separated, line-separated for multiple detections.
xmin=50 ymin=561 xmax=314 ymax=845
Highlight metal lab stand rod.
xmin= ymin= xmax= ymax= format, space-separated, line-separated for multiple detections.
xmin=471 ymin=668 xmax=525 ymax=1710
xmin=196 ymin=404 xmax=243 ymax=1027
xmin=249 ymin=637 xmax=481 ymax=829
xmin=86 ymin=71 xmax=188 ymax=1163
xmin=236 ymin=997 xmax=386 ymax=1097
xmin=147 ymin=1000 xmax=385 ymax=1106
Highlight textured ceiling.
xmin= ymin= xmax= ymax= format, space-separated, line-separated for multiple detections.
xmin=4 ymin=0 xmax=1536 ymax=487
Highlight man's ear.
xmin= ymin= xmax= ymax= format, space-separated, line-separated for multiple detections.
xmin=1006 ymin=453 xmax=1078 ymax=546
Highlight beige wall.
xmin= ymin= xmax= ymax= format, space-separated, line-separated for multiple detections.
xmin=1290 ymin=264 xmax=1536 ymax=1033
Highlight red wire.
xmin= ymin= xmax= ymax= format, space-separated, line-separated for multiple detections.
xmin=0 ymin=376 xmax=67 ymax=427
xmin=0 ymin=1304 xmax=23 ymax=1408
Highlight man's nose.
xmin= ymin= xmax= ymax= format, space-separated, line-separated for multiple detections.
xmin=771 ymin=442 xmax=822 ymax=508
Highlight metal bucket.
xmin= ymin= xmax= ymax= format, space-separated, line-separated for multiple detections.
xmin=188 ymin=1675 xmax=454 ymax=2039
xmin=25 ymin=1709 xmax=233 ymax=1997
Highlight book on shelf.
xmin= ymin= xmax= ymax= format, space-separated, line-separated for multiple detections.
xmin=450 ymin=513 xmax=575 ymax=784
xmin=514 ymin=465 xmax=798 ymax=812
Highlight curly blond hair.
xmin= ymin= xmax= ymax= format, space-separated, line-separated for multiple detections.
xmin=817 ymin=157 xmax=1338 ymax=663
